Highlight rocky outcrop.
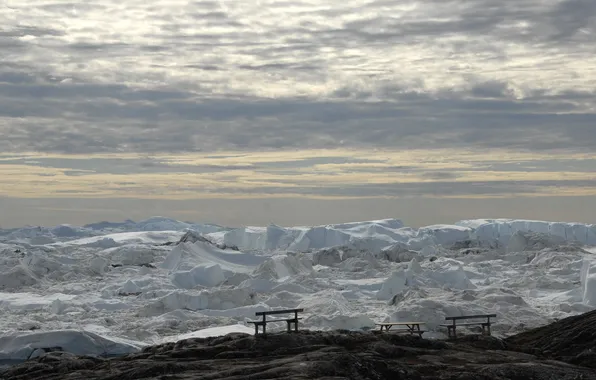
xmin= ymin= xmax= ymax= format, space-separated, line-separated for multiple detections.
xmin=3 ymin=326 xmax=596 ymax=380
xmin=6 ymin=310 xmax=596 ymax=379
xmin=505 ymin=309 xmax=596 ymax=369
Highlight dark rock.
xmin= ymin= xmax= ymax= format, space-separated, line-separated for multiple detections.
xmin=176 ymin=230 xmax=239 ymax=251
xmin=505 ymin=309 xmax=596 ymax=369
xmin=3 ymin=327 xmax=596 ymax=380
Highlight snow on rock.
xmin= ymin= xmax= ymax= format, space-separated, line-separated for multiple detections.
xmin=0 ymin=330 xmax=143 ymax=361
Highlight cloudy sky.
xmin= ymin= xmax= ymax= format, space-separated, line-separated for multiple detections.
xmin=1 ymin=0 xmax=595 ymax=228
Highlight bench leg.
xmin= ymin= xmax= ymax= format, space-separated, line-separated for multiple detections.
xmin=414 ymin=324 xmax=423 ymax=338
xmin=286 ymin=320 xmax=299 ymax=333
xmin=486 ymin=324 xmax=491 ymax=336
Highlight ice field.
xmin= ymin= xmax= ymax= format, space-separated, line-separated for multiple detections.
xmin=1 ymin=216 xmax=596 ymax=365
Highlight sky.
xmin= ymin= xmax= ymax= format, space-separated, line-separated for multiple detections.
xmin=1 ymin=0 xmax=595 ymax=228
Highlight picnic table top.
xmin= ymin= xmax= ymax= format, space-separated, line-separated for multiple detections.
xmin=375 ymin=322 xmax=425 ymax=325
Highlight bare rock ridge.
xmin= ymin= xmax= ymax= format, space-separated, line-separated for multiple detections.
xmin=505 ymin=309 xmax=596 ymax=368
xmin=3 ymin=311 xmax=596 ymax=380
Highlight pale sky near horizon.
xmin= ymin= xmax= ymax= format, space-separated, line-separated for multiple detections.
xmin=1 ymin=0 xmax=595 ymax=228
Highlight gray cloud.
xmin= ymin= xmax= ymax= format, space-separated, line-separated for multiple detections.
xmin=0 ymin=0 xmax=595 ymax=153
xmin=4 ymin=154 xmax=595 ymax=200
xmin=90 ymin=179 xmax=596 ymax=198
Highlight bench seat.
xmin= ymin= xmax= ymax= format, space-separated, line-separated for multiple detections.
xmin=439 ymin=322 xmax=489 ymax=327
xmin=248 ymin=317 xmax=303 ymax=324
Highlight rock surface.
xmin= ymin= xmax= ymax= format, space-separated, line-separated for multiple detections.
xmin=505 ymin=309 xmax=596 ymax=369
xmin=4 ymin=310 xmax=596 ymax=379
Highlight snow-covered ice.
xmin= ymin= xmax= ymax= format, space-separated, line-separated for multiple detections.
xmin=1 ymin=216 xmax=595 ymax=364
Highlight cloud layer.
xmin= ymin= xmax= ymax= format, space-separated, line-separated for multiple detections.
xmin=2 ymin=149 xmax=595 ymax=199
xmin=1 ymin=0 xmax=595 ymax=153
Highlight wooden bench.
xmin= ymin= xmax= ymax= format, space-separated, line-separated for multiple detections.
xmin=375 ymin=322 xmax=426 ymax=337
xmin=247 ymin=308 xmax=304 ymax=335
xmin=440 ymin=314 xmax=497 ymax=339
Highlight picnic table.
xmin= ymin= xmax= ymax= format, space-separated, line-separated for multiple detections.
xmin=375 ymin=322 xmax=426 ymax=337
